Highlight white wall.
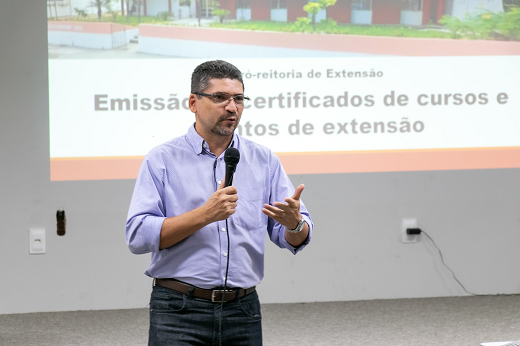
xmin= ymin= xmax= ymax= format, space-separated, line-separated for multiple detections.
xmin=401 ymin=10 xmax=423 ymax=26
xmin=146 ymin=0 xmax=169 ymax=16
xmin=47 ymin=31 xmax=116 ymax=49
xmin=1 ymin=0 xmax=519 ymax=314
xmin=271 ymin=9 xmax=287 ymax=22
xmin=351 ymin=10 xmax=372 ymax=24
xmin=138 ymin=36 xmax=373 ymax=58
xmin=236 ymin=8 xmax=251 ymax=21
xmin=451 ymin=0 xmax=504 ymax=19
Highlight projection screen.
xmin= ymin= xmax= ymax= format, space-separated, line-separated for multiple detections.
xmin=47 ymin=0 xmax=520 ymax=181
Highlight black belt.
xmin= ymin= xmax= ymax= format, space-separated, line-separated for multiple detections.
xmin=154 ymin=279 xmax=256 ymax=303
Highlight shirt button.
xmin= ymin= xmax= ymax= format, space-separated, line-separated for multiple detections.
xmin=223 ymin=252 xmax=228 ymax=257
xmin=218 ymin=180 xmax=222 ymax=184
xmin=221 ymin=228 xmax=226 ymax=232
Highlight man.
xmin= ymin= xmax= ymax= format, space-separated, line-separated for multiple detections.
xmin=126 ymin=60 xmax=313 ymax=345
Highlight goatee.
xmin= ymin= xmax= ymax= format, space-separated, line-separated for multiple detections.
xmin=211 ymin=115 xmax=239 ymax=136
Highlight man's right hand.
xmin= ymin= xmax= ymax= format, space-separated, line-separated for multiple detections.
xmin=159 ymin=180 xmax=238 ymax=250
xmin=203 ymin=179 xmax=238 ymax=223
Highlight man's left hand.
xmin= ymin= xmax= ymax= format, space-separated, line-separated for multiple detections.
xmin=262 ymin=184 xmax=305 ymax=229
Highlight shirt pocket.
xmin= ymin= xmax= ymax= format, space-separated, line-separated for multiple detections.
xmin=233 ymin=189 xmax=266 ymax=230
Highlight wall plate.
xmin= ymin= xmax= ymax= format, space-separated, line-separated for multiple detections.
xmin=401 ymin=218 xmax=418 ymax=244
xmin=29 ymin=228 xmax=46 ymax=254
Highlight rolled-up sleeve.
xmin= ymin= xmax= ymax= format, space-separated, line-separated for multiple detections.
xmin=267 ymin=153 xmax=313 ymax=255
xmin=125 ymin=154 xmax=166 ymax=254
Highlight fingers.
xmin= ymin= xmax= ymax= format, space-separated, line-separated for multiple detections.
xmin=263 ymin=203 xmax=302 ymax=230
xmin=227 ymin=202 xmax=238 ymax=212
xmin=284 ymin=198 xmax=299 ymax=208
xmin=222 ymin=186 xmax=238 ymax=196
xmin=263 ymin=204 xmax=282 ymax=213
xmin=262 ymin=204 xmax=283 ymax=219
xmin=291 ymin=184 xmax=305 ymax=201
xmin=263 ymin=203 xmax=295 ymax=217
xmin=273 ymin=201 xmax=292 ymax=212
xmin=218 ymin=178 xmax=226 ymax=190
xmin=220 ymin=197 xmax=238 ymax=216
xmin=218 ymin=178 xmax=238 ymax=196
xmin=268 ymin=184 xmax=304 ymax=215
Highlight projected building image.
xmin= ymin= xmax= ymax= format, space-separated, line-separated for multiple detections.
xmin=48 ymin=0 xmax=505 ymax=24
xmin=46 ymin=0 xmax=520 ymax=181
xmin=47 ymin=0 xmax=519 ymax=60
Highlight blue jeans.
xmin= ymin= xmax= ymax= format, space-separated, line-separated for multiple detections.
xmin=148 ymin=285 xmax=262 ymax=346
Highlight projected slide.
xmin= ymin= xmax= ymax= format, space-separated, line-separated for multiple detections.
xmin=47 ymin=0 xmax=520 ymax=181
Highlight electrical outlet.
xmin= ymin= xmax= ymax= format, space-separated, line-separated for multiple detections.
xmin=401 ymin=218 xmax=418 ymax=244
xmin=29 ymin=228 xmax=46 ymax=254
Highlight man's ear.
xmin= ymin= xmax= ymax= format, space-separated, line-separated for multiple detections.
xmin=188 ymin=94 xmax=198 ymax=113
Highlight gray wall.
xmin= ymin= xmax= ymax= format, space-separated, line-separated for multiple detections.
xmin=1 ymin=0 xmax=519 ymax=314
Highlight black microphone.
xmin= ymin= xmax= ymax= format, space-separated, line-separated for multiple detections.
xmin=224 ymin=148 xmax=240 ymax=187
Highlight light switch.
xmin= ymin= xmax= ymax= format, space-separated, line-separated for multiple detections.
xmin=29 ymin=228 xmax=46 ymax=254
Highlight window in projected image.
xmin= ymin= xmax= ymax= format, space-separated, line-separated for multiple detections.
xmin=47 ymin=0 xmax=520 ymax=181
xmin=401 ymin=0 xmax=422 ymax=11
xmin=352 ymin=0 xmax=372 ymax=11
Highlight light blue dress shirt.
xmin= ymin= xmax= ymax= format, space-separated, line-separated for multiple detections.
xmin=126 ymin=124 xmax=313 ymax=289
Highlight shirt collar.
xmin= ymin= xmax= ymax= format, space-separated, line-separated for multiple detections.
xmin=186 ymin=123 xmax=238 ymax=156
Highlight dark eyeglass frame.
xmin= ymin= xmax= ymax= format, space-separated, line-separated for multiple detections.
xmin=194 ymin=92 xmax=250 ymax=107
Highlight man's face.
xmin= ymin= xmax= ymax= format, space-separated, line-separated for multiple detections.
xmin=190 ymin=78 xmax=244 ymax=140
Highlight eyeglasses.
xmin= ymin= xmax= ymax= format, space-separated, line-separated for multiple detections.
xmin=194 ymin=92 xmax=250 ymax=107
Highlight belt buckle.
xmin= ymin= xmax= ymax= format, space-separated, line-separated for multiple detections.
xmin=211 ymin=290 xmax=226 ymax=302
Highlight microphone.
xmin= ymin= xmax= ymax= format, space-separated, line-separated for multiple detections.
xmin=224 ymin=148 xmax=240 ymax=187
